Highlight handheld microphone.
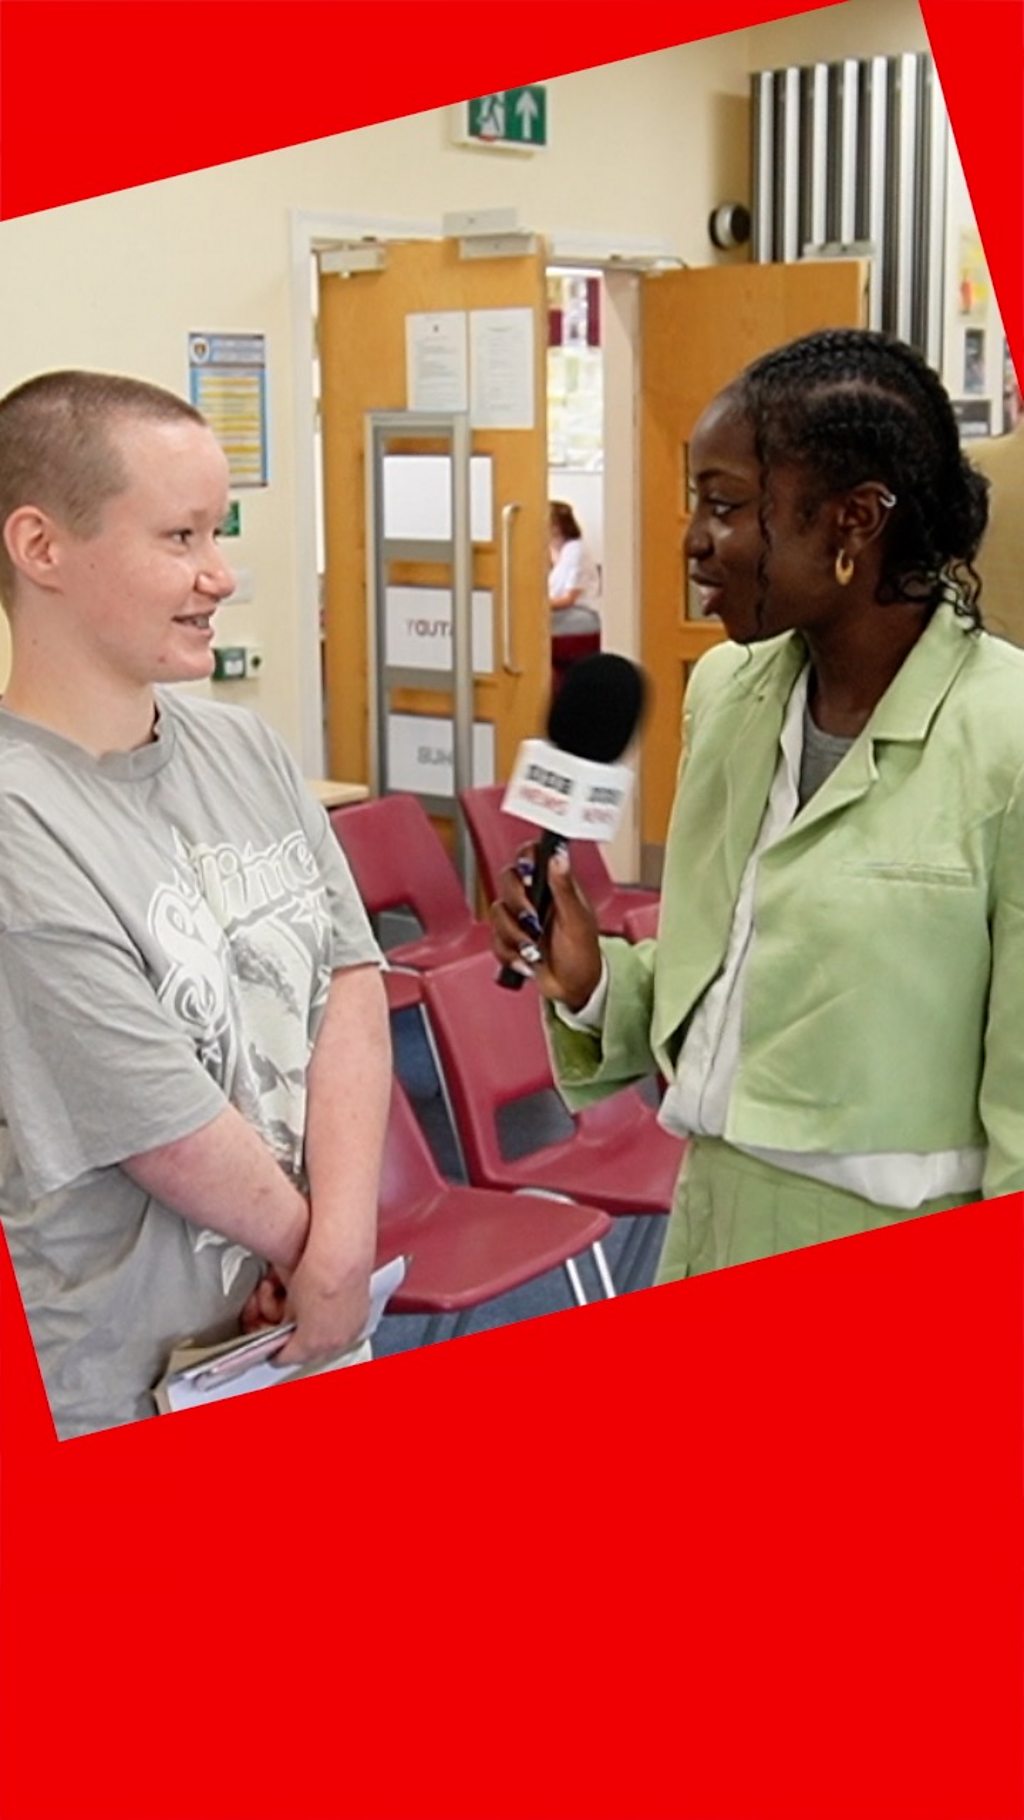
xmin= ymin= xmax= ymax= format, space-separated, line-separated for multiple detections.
xmin=495 ymin=653 xmax=648 ymax=991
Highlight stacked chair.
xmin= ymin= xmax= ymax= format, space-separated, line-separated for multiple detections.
xmin=551 ymin=626 xmax=601 ymax=698
xmin=622 ymin=900 xmax=660 ymax=943
xmin=328 ymin=794 xmax=678 ymax=1337
xmin=377 ymin=1078 xmax=615 ymax=1342
xmin=329 ymin=794 xmax=492 ymax=998
xmin=329 ymin=793 xmax=488 ymax=1173
xmin=421 ymin=951 xmax=684 ymax=1293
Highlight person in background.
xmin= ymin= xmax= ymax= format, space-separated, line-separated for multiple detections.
xmin=494 ymin=328 xmax=1024 ymax=1283
xmin=970 ymin=397 xmax=1024 ymax=645
xmin=0 ymin=370 xmax=391 ymax=1439
xmin=548 ymin=499 xmax=601 ymax=638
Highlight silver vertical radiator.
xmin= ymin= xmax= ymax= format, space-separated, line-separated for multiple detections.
xmin=752 ymin=52 xmax=948 ymax=367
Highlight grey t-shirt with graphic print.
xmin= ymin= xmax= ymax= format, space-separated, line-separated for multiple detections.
xmin=0 ymin=690 xmax=382 ymax=1440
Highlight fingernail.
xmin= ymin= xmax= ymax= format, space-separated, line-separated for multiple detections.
xmin=550 ymin=849 xmax=570 ymax=875
xmin=517 ymin=911 xmax=543 ymax=939
xmin=512 ymin=960 xmax=534 ymax=979
xmin=514 ymin=858 xmax=535 ymax=883
xmin=518 ymin=941 xmax=542 ymax=965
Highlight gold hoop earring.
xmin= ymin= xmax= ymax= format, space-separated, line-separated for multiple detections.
xmin=835 ymin=550 xmax=855 ymax=587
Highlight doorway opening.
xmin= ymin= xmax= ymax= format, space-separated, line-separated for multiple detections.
xmin=546 ymin=266 xmax=605 ymax=695
xmin=298 ymin=213 xmax=670 ymax=887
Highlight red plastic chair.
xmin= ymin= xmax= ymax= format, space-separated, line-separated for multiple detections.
xmin=421 ymin=952 xmax=685 ymax=1291
xmin=552 ymin=628 xmax=602 ymax=668
xmin=551 ymin=627 xmax=601 ymax=698
xmin=381 ymin=966 xmax=428 ymax=1013
xmin=376 ymin=1079 xmax=615 ymax=1341
xmin=622 ymin=901 xmax=660 ymax=943
xmin=330 ymin=795 xmax=493 ymax=983
xmin=459 ymin=783 xmax=659 ymax=937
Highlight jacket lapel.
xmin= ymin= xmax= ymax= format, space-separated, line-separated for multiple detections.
xmin=651 ymin=633 xmax=804 ymax=1052
xmin=776 ymin=727 xmax=878 ymax=842
xmin=716 ymin=683 xmax=797 ymax=891
xmin=769 ymin=602 xmax=976 ymax=852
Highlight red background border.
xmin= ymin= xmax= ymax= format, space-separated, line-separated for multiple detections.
xmin=1 ymin=4 xmax=1022 ymax=1815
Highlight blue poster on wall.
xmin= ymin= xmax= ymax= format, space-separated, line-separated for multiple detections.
xmin=188 ymin=331 xmax=268 ymax=487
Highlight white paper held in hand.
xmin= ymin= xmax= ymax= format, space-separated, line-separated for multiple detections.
xmin=158 ymin=1254 xmax=408 ymax=1414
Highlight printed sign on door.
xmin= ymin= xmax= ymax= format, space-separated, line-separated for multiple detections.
xmin=385 ymin=587 xmax=494 ymax=673
xmin=387 ymin=716 xmax=496 ymax=799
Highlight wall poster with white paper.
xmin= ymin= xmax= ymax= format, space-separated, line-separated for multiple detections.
xmin=470 ymin=308 xmax=535 ymax=429
xmin=405 ymin=312 xmax=469 ymax=412
xmin=188 ymin=331 xmax=268 ymax=487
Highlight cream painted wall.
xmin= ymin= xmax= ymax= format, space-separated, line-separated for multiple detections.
xmin=746 ymin=0 xmax=929 ymax=65
xmin=0 ymin=30 xmax=751 ymax=753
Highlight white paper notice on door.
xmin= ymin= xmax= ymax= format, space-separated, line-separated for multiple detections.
xmin=387 ymin=715 xmax=496 ymax=798
xmin=470 ymin=308 xmax=535 ymax=430
xmin=405 ymin=312 xmax=469 ymax=412
xmin=385 ymin=585 xmax=494 ymax=673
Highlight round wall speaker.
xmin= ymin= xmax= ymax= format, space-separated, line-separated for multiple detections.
xmin=709 ymin=203 xmax=751 ymax=250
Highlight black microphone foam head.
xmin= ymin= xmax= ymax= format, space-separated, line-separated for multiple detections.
xmin=546 ymin=653 xmax=648 ymax=764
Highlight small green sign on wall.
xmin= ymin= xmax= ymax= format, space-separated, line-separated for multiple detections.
xmin=461 ymin=87 xmax=548 ymax=151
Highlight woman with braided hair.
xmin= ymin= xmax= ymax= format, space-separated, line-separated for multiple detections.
xmin=492 ymin=327 xmax=1024 ymax=1279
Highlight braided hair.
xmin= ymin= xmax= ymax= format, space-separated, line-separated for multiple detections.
xmin=731 ymin=328 xmax=990 ymax=630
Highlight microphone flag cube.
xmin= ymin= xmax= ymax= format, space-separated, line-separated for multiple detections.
xmin=500 ymin=739 xmax=633 ymax=843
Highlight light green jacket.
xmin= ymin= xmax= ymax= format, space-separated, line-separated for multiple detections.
xmin=549 ymin=603 xmax=1024 ymax=1199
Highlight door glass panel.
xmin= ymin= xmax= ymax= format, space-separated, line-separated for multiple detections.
xmin=386 ymin=714 xmax=496 ymax=799
xmin=384 ymin=584 xmax=494 ymax=675
xmin=382 ymin=453 xmax=494 ymax=543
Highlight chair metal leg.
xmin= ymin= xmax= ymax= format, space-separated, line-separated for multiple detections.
xmin=563 ymin=1256 xmax=588 ymax=1307
xmin=514 ymin=1189 xmax=610 ymax=1308
xmin=590 ymin=1240 xmax=617 ymax=1299
xmin=416 ymin=1001 xmax=470 ymax=1183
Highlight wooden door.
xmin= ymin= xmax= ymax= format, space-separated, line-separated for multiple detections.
xmin=318 ymin=239 xmax=550 ymax=825
xmin=638 ymin=259 xmax=869 ymax=871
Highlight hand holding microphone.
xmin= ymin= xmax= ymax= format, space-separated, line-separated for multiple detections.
xmin=489 ymin=653 xmax=648 ymax=999
xmin=492 ymin=840 xmax=605 ymax=1006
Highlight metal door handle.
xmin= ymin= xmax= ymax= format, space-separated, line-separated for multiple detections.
xmin=500 ymin=501 xmax=523 ymax=676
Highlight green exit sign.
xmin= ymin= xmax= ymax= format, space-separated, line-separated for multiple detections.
xmin=464 ymin=87 xmax=548 ymax=150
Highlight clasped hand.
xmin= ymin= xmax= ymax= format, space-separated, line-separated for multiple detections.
xmin=241 ymin=1246 xmax=371 ymax=1367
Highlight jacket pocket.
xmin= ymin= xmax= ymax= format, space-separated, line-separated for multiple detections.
xmin=838 ymin=861 xmax=977 ymax=888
